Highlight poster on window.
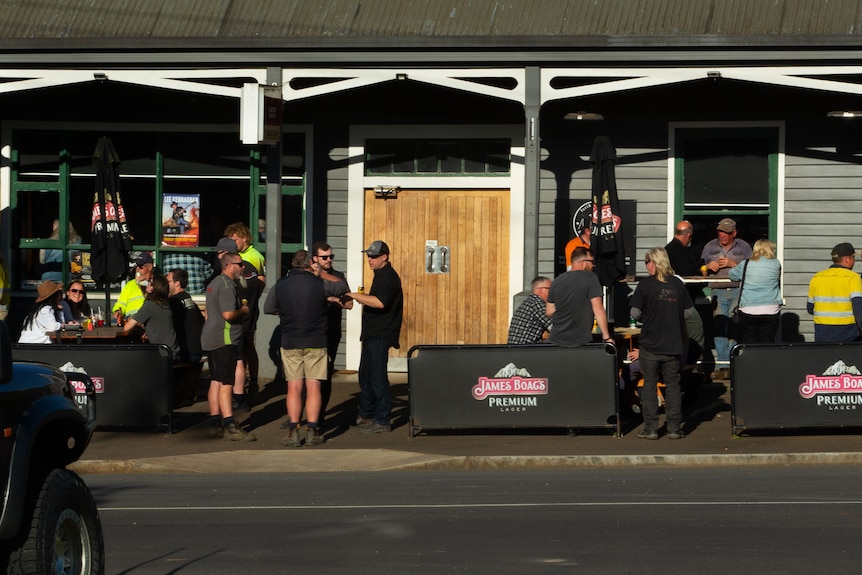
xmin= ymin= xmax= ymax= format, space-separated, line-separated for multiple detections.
xmin=161 ymin=194 xmax=200 ymax=247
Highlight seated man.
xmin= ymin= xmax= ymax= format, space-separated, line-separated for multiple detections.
xmin=507 ymin=276 xmax=552 ymax=344
xmin=166 ymin=268 xmax=205 ymax=364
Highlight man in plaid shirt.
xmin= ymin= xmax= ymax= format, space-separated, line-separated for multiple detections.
xmin=162 ymin=252 xmax=213 ymax=295
xmin=507 ymin=276 xmax=553 ymax=344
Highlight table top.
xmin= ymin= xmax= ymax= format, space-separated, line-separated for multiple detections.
xmin=50 ymin=326 xmax=134 ymax=340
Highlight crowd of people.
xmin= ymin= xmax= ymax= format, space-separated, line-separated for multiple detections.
xmin=13 ymin=219 xmax=406 ymax=447
xmin=507 ymin=215 xmax=862 ymax=440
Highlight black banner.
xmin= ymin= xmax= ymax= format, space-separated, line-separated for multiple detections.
xmin=731 ymin=342 xmax=862 ymax=433
xmin=408 ymin=343 xmax=618 ymax=435
xmin=13 ymin=343 xmax=173 ymax=430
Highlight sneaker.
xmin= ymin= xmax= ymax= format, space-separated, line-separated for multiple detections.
xmin=283 ymin=427 xmax=302 ymax=447
xmin=208 ymin=424 xmax=224 ymax=439
xmin=359 ymin=422 xmax=391 ymax=434
xmin=306 ymin=427 xmax=324 ymax=446
xmin=356 ymin=415 xmax=374 ymax=426
xmin=223 ymin=422 xmax=257 ymax=442
xmin=667 ymin=430 xmax=685 ymax=440
xmin=636 ymin=429 xmax=658 ymax=440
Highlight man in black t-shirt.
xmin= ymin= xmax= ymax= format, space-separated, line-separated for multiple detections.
xmin=342 ymin=240 xmax=403 ymax=434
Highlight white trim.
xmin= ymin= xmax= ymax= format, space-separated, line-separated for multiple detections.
xmin=346 ymin=124 xmax=524 ymax=370
xmin=667 ymin=121 xmax=785 ymax=266
xmin=542 ymin=66 xmax=862 ymax=104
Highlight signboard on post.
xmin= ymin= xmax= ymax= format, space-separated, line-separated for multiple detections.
xmin=240 ymin=84 xmax=283 ymax=145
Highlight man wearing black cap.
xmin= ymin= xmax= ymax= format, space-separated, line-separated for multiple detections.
xmin=342 ymin=240 xmax=403 ymax=433
xmin=112 ymin=251 xmax=156 ymax=321
xmin=807 ymin=242 xmax=862 ymax=342
xmin=700 ymin=218 xmax=752 ymax=377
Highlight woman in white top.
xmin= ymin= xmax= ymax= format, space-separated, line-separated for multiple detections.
xmin=18 ymin=280 xmax=63 ymax=344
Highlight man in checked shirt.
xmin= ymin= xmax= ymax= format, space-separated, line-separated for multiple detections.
xmin=507 ymin=276 xmax=553 ymax=344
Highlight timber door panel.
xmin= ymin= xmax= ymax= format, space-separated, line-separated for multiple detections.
xmin=364 ymin=189 xmax=509 ymax=357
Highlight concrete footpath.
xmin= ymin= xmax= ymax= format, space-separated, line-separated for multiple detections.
xmin=71 ymin=372 xmax=862 ymax=475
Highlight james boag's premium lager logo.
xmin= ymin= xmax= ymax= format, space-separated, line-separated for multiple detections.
xmin=799 ymin=360 xmax=862 ymax=411
xmin=472 ymin=363 xmax=548 ymax=412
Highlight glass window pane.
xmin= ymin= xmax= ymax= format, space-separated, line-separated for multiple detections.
xmin=14 ymin=131 xmax=63 ymax=183
xmin=163 ymin=180 xmax=249 ymax=249
xmin=439 ymin=142 xmax=461 ymax=173
xmin=487 ymin=141 xmax=510 ymax=173
xmin=463 ymin=141 xmax=485 ymax=173
xmin=15 ymin=190 xmax=59 ymax=240
xmin=416 ymin=142 xmax=438 ymax=173
xmin=684 ymin=137 xmax=769 ymax=208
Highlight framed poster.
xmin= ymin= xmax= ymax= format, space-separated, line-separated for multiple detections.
xmin=161 ymin=194 xmax=200 ymax=247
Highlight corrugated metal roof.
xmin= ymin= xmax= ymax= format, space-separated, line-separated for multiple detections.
xmin=3 ymin=0 xmax=862 ymax=47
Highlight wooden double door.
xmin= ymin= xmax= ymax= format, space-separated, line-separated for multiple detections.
xmin=363 ymin=188 xmax=510 ymax=358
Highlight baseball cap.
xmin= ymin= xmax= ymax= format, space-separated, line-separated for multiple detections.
xmin=832 ymin=242 xmax=857 ymax=257
xmin=134 ymin=252 xmax=154 ymax=266
xmin=215 ymin=237 xmax=238 ymax=253
xmin=716 ymin=218 xmax=737 ymax=233
xmin=362 ymin=240 xmax=390 ymax=257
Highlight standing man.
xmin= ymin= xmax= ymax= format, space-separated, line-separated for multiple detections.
xmin=225 ymin=222 xmax=265 ymax=405
xmin=629 ymin=247 xmax=694 ymax=440
xmin=201 ymin=252 xmax=255 ymax=442
xmin=700 ymin=218 xmax=752 ymax=377
xmin=564 ymin=225 xmax=591 ymax=271
xmin=343 ymin=240 xmax=403 ymax=434
xmin=507 ymin=276 xmax=553 ymax=344
xmin=665 ymin=220 xmax=708 ymax=387
xmin=264 ymin=250 xmax=344 ymax=447
xmin=546 ymin=247 xmax=612 ymax=347
xmin=807 ymin=242 xmax=862 ymax=342
xmin=312 ymin=241 xmax=353 ymax=428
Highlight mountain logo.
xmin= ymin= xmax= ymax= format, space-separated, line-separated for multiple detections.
xmin=472 ymin=363 xmax=549 ymax=401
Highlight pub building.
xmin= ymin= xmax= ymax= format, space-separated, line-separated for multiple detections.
xmin=2 ymin=0 xmax=860 ymax=377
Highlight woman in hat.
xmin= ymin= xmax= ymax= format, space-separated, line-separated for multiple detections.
xmin=18 ymin=280 xmax=64 ymax=344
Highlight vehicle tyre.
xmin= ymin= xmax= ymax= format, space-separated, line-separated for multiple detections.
xmin=6 ymin=468 xmax=104 ymax=575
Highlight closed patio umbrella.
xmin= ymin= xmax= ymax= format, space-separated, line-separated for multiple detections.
xmin=589 ymin=136 xmax=626 ymax=286
xmin=91 ymin=137 xmax=133 ymax=311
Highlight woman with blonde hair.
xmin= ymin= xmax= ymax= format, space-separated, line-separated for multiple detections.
xmin=629 ymin=247 xmax=693 ymax=440
xmin=728 ymin=238 xmax=782 ymax=344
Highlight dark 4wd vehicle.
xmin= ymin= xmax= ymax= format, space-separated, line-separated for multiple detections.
xmin=0 ymin=322 xmax=104 ymax=574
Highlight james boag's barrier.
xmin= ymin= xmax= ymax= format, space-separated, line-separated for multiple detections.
xmin=12 ymin=343 xmax=173 ymax=431
xmin=731 ymin=342 xmax=862 ymax=435
xmin=407 ymin=343 xmax=619 ymax=437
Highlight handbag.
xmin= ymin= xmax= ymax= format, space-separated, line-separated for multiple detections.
xmin=729 ymin=260 xmax=749 ymax=324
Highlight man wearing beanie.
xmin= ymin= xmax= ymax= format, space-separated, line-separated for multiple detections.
xmin=807 ymin=242 xmax=862 ymax=342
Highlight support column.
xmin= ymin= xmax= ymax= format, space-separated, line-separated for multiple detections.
xmin=522 ymin=66 xmax=541 ymax=288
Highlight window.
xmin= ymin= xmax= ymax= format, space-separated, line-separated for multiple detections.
xmin=10 ymin=127 xmax=307 ymax=290
xmin=674 ymin=126 xmax=779 ymax=251
xmin=365 ymin=139 xmax=510 ymax=175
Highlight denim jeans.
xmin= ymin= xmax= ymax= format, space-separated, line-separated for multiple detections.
xmin=638 ymin=349 xmax=682 ymax=433
xmin=358 ymin=338 xmax=392 ymax=425
xmin=713 ymin=288 xmax=739 ymax=364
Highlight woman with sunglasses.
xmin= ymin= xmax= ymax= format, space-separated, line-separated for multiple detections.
xmin=60 ymin=280 xmax=92 ymax=323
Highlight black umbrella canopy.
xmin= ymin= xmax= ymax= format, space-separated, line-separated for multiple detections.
xmin=91 ymin=137 xmax=133 ymax=285
xmin=589 ymin=136 xmax=627 ymax=286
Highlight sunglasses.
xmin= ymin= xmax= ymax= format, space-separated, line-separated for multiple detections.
xmin=69 ymin=288 xmax=84 ymax=294
xmin=317 ymin=254 xmax=334 ymax=260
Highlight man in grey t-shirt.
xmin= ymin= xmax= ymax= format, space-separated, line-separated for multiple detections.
xmin=202 ymin=253 xmax=254 ymax=442
xmin=546 ymin=247 xmax=612 ymax=347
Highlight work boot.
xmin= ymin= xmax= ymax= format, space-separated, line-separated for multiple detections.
xmin=359 ymin=421 xmax=391 ymax=434
xmin=223 ymin=421 xmax=256 ymax=442
xmin=356 ymin=415 xmax=374 ymax=426
xmin=283 ymin=425 xmax=302 ymax=447
xmin=233 ymin=393 xmax=250 ymax=412
xmin=306 ymin=427 xmax=324 ymax=446
xmin=208 ymin=422 xmax=224 ymax=439
xmin=636 ymin=428 xmax=658 ymax=440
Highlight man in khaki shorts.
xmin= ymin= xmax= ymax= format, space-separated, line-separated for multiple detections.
xmin=263 ymin=250 xmax=346 ymax=446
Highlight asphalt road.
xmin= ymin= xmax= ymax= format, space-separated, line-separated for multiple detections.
xmin=87 ymin=467 xmax=862 ymax=575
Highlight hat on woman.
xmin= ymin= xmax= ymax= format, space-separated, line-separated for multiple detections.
xmin=35 ymin=280 xmax=62 ymax=303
